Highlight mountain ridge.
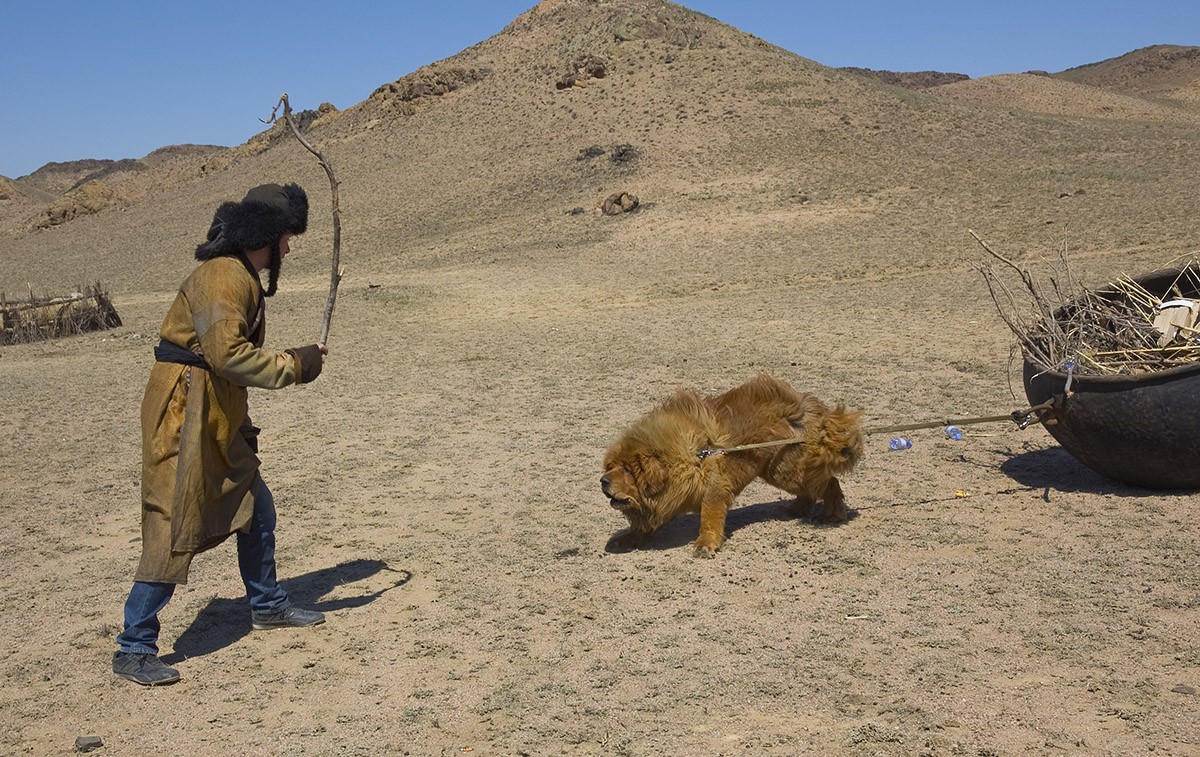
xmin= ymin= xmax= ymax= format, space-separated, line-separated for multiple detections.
xmin=1 ymin=0 xmax=1197 ymax=298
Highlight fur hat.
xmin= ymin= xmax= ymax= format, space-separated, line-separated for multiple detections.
xmin=195 ymin=183 xmax=308 ymax=260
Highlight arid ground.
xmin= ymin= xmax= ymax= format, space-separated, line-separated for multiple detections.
xmin=1 ymin=1 xmax=1198 ymax=754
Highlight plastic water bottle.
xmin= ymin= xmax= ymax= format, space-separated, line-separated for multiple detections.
xmin=945 ymin=425 xmax=964 ymax=441
xmin=888 ymin=437 xmax=913 ymax=451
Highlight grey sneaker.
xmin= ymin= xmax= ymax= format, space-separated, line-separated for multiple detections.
xmin=112 ymin=652 xmax=181 ymax=686
xmin=251 ymin=606 xmax=325 ymax=630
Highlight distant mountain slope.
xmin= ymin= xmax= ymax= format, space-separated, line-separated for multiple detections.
xmin=2 ymin=145 xmax=228 ymax=232
xmin=838 ymin=67 xmax=969 ymax=90
xmin=2 ymin=0 xmax=1198 ymax=299
xmin=931 ymin=72 xmax=1197 ymax=122
xmin=17 ymin=159 xmax=121 ymax=195
xmin=1052 ymin=44 xmax=1200 ymax=102
xmin=0 ymin=176 xmax=22 ymax=202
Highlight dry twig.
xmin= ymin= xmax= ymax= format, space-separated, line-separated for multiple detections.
xmin=263 ymin=93 xmax=343 ymax=345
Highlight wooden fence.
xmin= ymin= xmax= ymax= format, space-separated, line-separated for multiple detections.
xmin=0 ymin=283 xmax=122 ymax=345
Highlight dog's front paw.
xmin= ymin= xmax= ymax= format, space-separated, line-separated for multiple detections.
xmin=691 ymin=535 xmax=723 ymax=558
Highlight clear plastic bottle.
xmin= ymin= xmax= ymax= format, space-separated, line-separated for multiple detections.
xmin=888 ymin=437 xmax=913 ymax=451
xmin=944 ymin=425 xmax=964 ymax=441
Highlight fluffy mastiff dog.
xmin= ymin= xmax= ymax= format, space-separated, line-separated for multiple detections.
xmin=601 ymin=374 xmax=865 ymax=557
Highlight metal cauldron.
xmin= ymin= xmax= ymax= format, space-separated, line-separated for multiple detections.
xmin=1022 ymin=265 xmax=1200 ymax=489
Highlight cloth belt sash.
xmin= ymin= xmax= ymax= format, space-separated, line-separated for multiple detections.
xmin=154 ymin=339 xmax=209 ymax=369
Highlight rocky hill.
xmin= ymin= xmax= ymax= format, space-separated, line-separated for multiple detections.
xmin=838 ymin=67 xmax=969 ymax=90
xmin=1053 ymin=44 xmax=1200 ymax=103
xmin=0 ymin=145 xmax=226 ymax=233
xmin=1 ymin=0 xmax=1198 ymax=296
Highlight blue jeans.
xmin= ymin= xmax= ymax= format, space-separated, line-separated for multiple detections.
xmin=116 ymin=475 xmax=290 ymax=655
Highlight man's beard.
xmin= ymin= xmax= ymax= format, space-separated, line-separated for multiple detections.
xmin=264 ymin=239 xmax=283 ymax=297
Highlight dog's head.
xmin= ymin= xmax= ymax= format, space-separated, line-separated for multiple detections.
xmin=601 ymin=391 xmax=718 ymax=537
xmin=600 ymin=444 xmax=669 ymax=531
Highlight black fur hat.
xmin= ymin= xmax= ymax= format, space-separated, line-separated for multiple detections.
xmin=195 ymin=183 xmax=308 ymax=260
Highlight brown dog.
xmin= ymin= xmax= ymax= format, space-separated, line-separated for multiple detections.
xmin=600 ymin=374 xmax=865 ymax=557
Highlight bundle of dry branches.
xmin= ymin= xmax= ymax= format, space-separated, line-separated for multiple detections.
xmin=972 ymin=230 xmax=1200 ymax=375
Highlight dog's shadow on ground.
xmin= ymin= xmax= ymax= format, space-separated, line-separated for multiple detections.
xmin=163 ymin=558 xmax=411 ymax=664
xmin=605 ymin=499 xmax=856 ymax=553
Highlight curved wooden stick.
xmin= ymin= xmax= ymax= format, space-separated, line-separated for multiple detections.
xmin=264 ymin=93 xmax=343 ymax=344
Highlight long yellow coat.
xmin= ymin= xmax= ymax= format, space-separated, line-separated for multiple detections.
xmin=136 ymin=256 xmax=301 ymax=584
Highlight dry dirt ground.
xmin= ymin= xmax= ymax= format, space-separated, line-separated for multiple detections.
xmin=2 ymin=1 xmax=1199 ymax=754
xmin=1 ymin=208 xmax=1198 ymax=756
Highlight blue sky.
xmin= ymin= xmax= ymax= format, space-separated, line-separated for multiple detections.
xmin=1 ymin=0 xmax=1196 ymax=178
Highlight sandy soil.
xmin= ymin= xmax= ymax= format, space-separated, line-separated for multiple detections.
xmin=1 ymin=2 xmax=1199 ymax=754
xmin=1 ymin=207 xmax=1198 ymax=756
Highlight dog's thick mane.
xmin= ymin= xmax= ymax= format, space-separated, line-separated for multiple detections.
xmin=609 ymin=390 xmax=727 ymax=531
xmin=625 ymin=390 xmax=726 ymax=462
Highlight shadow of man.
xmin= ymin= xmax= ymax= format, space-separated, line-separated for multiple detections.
xmin=163 ymin=558 xmax=411 ymax=664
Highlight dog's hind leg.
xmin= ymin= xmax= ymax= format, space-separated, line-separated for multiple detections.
xmin=785 ymin=492 xmax=816 ymax=518
xmin=812 ymin=477 xmax=848 ymax=523
xmin=780 ymin=479 xmax=848 ymax=524
xmin=765 ymin=451 xmax=837 ymax=522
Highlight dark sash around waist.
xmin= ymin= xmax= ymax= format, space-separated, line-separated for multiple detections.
xmin=154 ymin=339 xmax=209 ymax=369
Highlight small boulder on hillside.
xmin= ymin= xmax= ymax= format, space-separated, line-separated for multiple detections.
xmin=576 ymin=144 xmax=640 ymax=167
xmin=599 ymin=191 xmax=639 ymax=215
xmin=609 ymin=143 xmax=639 ymax=164
xmin=556 ymin=54 xmax=609 ymax=90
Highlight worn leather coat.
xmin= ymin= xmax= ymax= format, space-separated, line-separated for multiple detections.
xmin=135 ymin=256 xmax=301 ymax=583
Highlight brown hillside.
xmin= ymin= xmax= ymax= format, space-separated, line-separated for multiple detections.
xmin=932 ymin=72 xmax=1198 ymax=122
xmin=10 ymin=0 xmax=1196 ymax=292
xmin=1054 ymin=44 xmax=1200 ymax=103
xmin=0 ymin=175 xmax=19 ymax=201
xmin=1 ymin=145 xmax=229 ymax=236
xmin=1 ymin=2 xmax=1199 ymax=754
xmin=0 ymin=176 xmax=51 ymax=231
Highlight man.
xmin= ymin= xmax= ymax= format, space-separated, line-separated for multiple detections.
xmin=113 ymin=183 xmax=329 ymax=686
